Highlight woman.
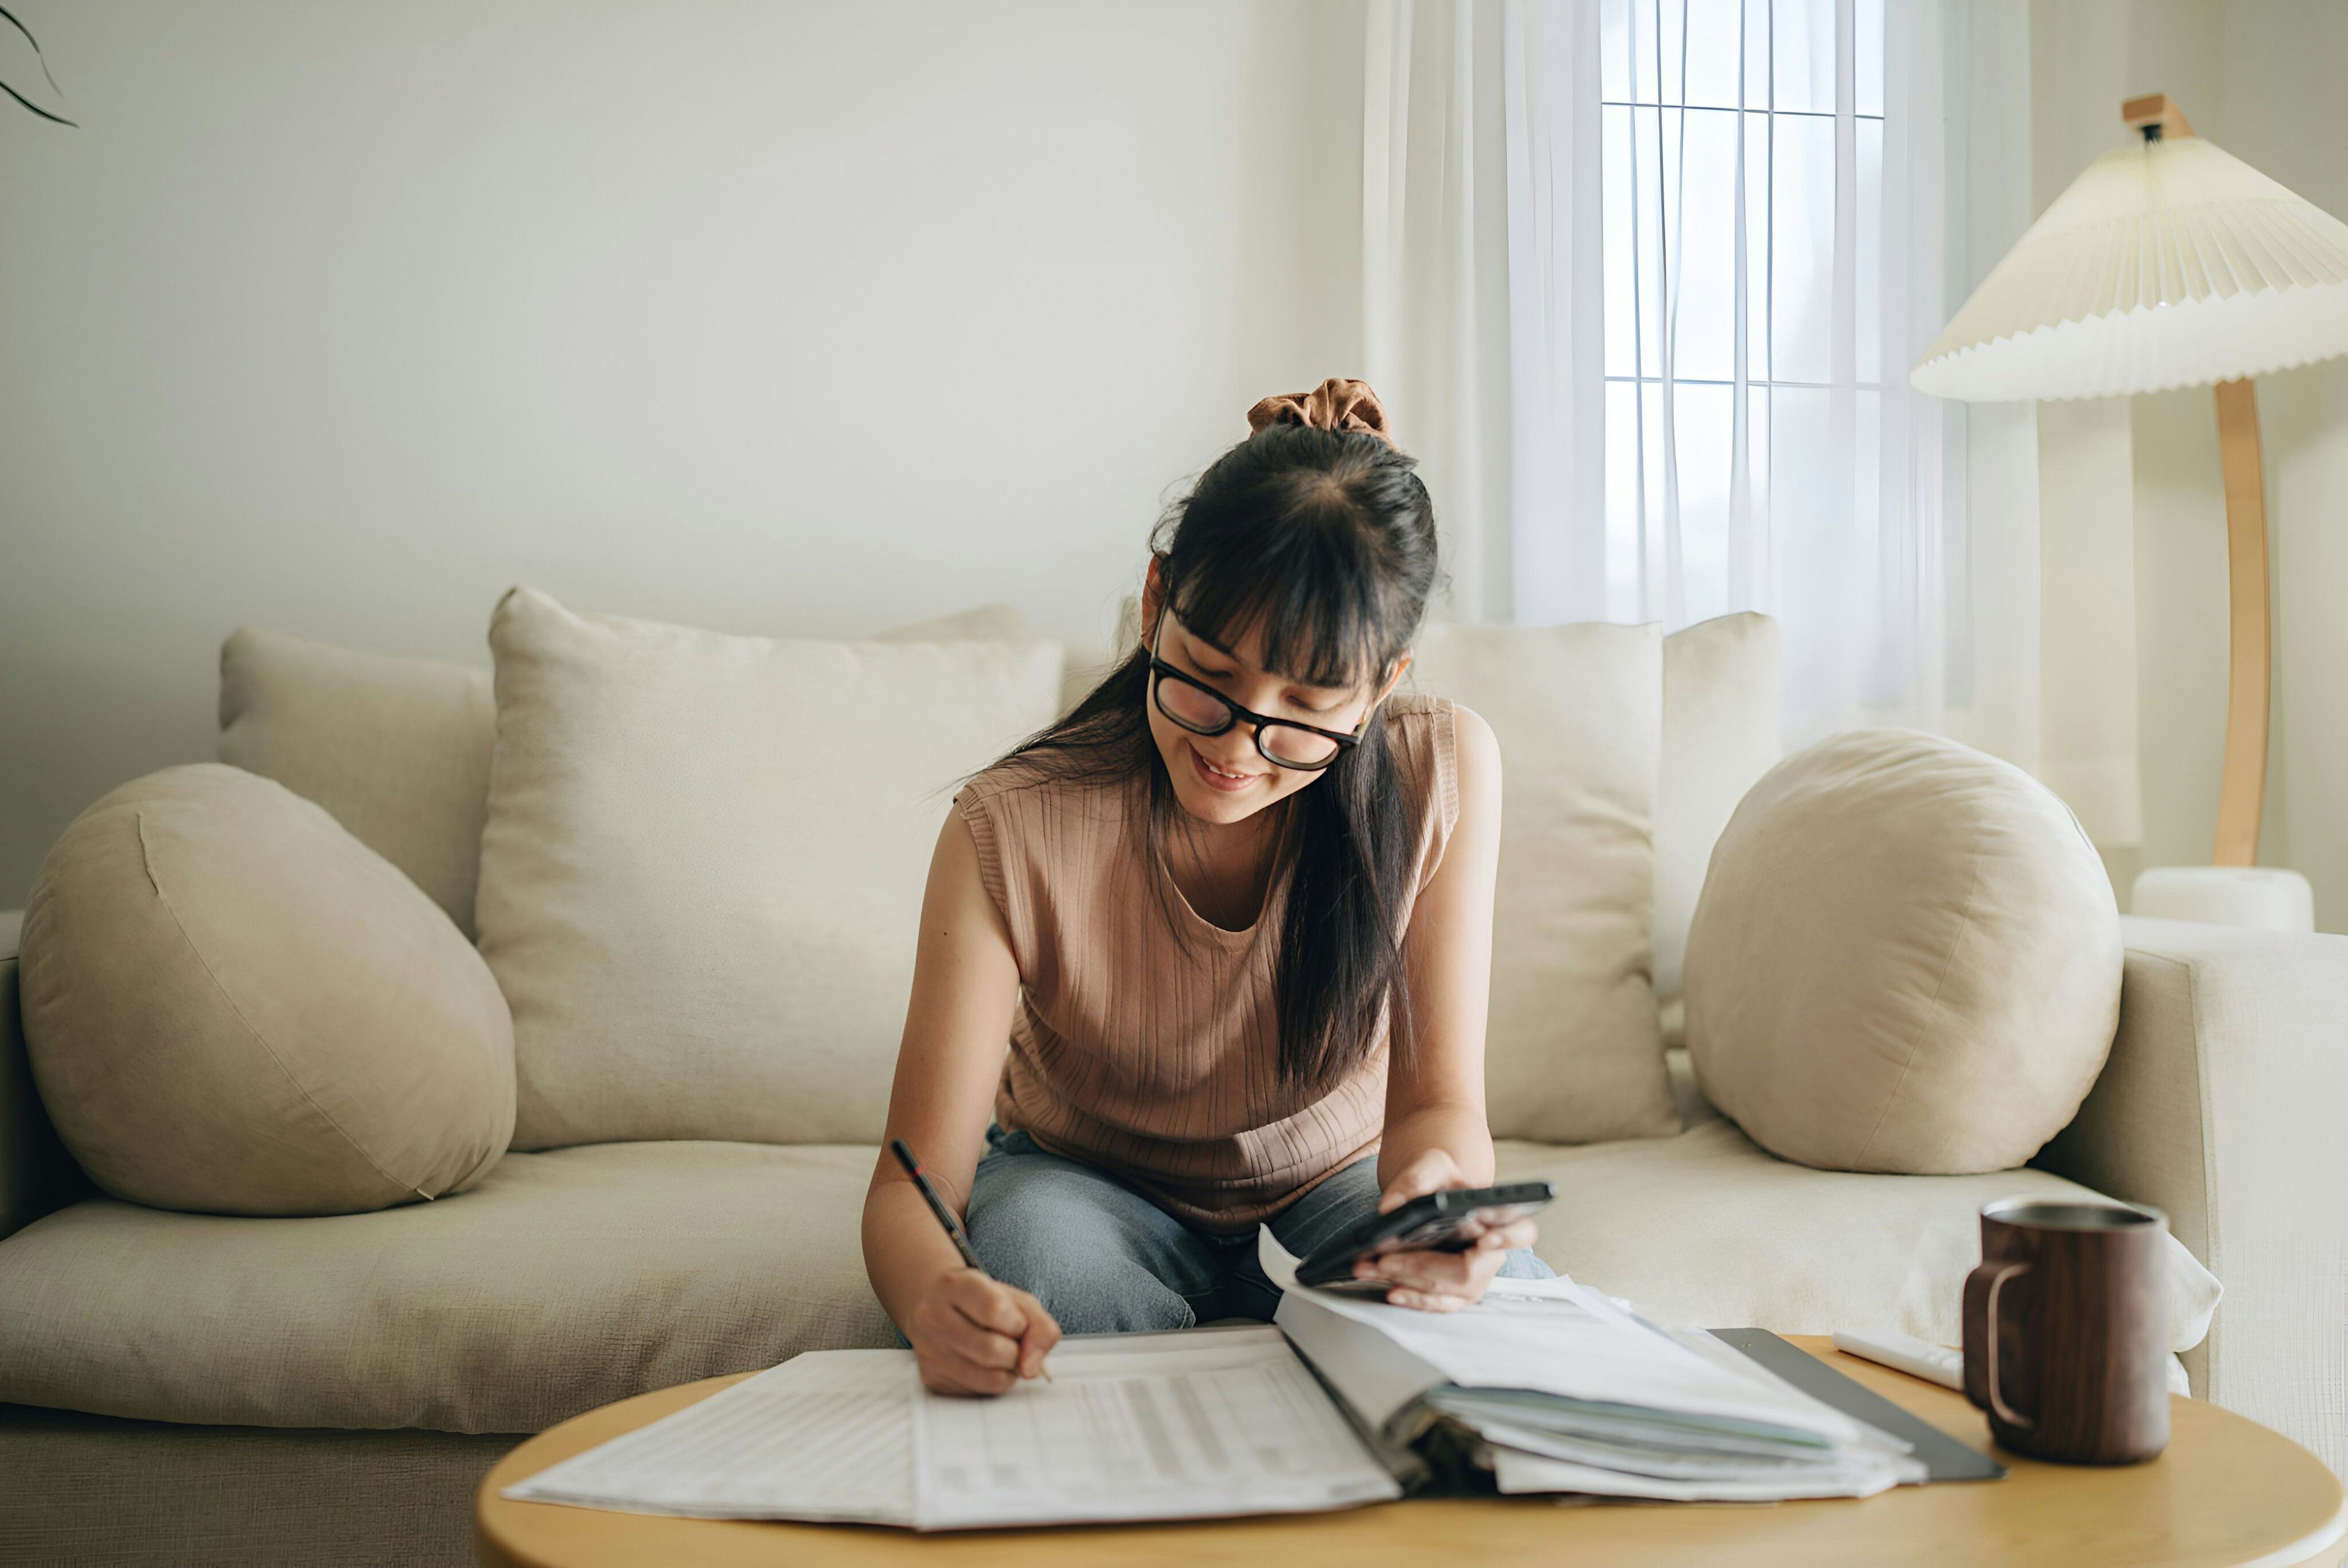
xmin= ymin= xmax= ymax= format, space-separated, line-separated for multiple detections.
xmin=861 ymin=380 xmax=1545 ymax=1397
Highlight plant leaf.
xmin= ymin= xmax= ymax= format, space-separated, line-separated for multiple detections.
xmin=0 ymin=3 xmax=63 ymax=97
xmin=0 ymin=75 xmax=75 ymax=127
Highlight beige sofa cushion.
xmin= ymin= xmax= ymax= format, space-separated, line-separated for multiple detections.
xmin=1654 ymin=613 xmax=1781 ymax=1027
xmin=0 ymin=1142 xmax=893 ymax=1434
xmin=1495 ymin=1121 xmax=2219 ymax=1355
xmin=1408 ymin=622 xmax=1674 ymax=1143
xmin=479 ymin=588 xmax=1063 ymax=1149
xmin=218 ymin=605 xmax=1030 ymax=940
xmin=18 ymin=765 xmax=513 ymax=1215
xmin=1685 ymin=730 xmax=2123 ymax=1174
xmin=0 ymin=1127 xmax=2213 ymax=1435
xmin=220 ymin=629 xmax=499 ymax=937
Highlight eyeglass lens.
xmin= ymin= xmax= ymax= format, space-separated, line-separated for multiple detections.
xmin=1154 ymin=675 xmax=1340 ymax=767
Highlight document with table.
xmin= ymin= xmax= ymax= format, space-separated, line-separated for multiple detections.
xmin=503 ymin=1325 xmax=1397 ymax=1529
xmin=502 ymin=1230 xmax=1944 ymax=1529
xmin=910 ymin=1327 xmax=1400 ymax=1528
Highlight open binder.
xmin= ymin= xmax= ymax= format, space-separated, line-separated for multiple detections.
xmin=501 ymin=1231 xmax=1997 ymax=1531
xmin=1260 ymin=1232 xmax=2000 ymax=1501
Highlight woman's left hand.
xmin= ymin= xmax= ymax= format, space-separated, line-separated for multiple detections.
xmin=1356 ymin=1148 xmax=1540 ymax=1312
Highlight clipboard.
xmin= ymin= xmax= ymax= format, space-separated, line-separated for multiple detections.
xmin=1708 ymin=1327 xmax=2007 ymax=1482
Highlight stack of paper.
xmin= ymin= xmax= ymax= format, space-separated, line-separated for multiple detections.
xmin=503 ymin=1327 xmax=1400 ymax=1531
xmin=1260 ymin=1232 xmax=1925 ymax=1502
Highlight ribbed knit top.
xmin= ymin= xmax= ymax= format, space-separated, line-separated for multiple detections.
xmin=951 ymin=692 xmax=1461 ymax=1231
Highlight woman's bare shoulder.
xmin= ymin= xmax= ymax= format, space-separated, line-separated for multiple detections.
xmin=1449 ymin=703 xmax=1501 ymax=812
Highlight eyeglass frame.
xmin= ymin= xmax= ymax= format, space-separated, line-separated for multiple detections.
xmin=1145 ymin=610 xmax=1375 ymax=771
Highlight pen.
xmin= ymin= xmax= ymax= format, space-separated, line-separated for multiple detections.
xmin=888 ymin=1138 xmax=1049 ymax=1381
xmin=890 ymin=1138 xmax=981 ymax=1268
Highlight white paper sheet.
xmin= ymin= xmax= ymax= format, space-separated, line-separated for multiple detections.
xmin=1489 ymin=1443 xmax=1907 ymax=1502
xmin=1261 ymin=1229 xmax=1870 ymax=1443
xmin=501 ymin=1349 xmax=915 ymax=1524
xmin=504 ymin=1328 xmax=1400 ymax=1532
xmin=912 ymin=1326 xmax=1401 ymax=1530
xmin=1263 ymin=1228 xmax=1924 ymax=1501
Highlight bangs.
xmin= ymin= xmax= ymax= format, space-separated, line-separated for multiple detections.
xmin=1168 ymin=500 xmax=1397 ymax=692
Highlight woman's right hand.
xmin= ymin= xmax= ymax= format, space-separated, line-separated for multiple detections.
xmin=907 ymin=1267 xmax=1061 ymax=1396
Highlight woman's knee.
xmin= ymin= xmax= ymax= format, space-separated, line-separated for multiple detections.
xmin=965 ymin=1155 xmax=1209 ymax=1334
xmin=969 ymin=1232 xmax=1195 ymax=1336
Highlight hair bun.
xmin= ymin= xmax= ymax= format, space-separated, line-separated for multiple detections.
xmin=1246 ymin=378 xmax=1395 ymax=448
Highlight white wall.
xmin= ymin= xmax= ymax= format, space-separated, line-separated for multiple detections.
xmin=0 ymin=1 xmax=1365 ymax=902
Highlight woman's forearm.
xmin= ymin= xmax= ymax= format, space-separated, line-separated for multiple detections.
xmin=1377 ymin=1099 xmax=1496 ymax=1192
xmin=861 ymin=1175 xmax=978 ymax=1331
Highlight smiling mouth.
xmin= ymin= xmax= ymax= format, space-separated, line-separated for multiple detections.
xmin=1188 ymin=743 xmax=1260 ymax=788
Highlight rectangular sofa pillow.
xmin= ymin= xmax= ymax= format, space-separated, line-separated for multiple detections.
xmin=219 ymin=605 xmax=1030 ymax=941
xmin=1406 ymin=621 xmax=1675 ymax=1144
xmin=476 ymin=587 xmax=1064 ymax=1148
xmin=1655 ymin=613 xmax=1782 ymax=1026
xmin=220 ymin=630 xmax=499 ymax=938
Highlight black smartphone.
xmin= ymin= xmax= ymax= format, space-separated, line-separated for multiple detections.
xmin=1293 ymin=1180 xmax=1556 ymax=1295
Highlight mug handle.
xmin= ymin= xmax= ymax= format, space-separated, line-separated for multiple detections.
xmin=1963 ymin=1259 xmax=2038 ymax=1431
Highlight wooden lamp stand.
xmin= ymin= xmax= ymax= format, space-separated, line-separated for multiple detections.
xmin=2117 ymin=96 xmax=2313 ymax=931
xmin=2121 ymin=95 xmax=2275 ymax=868
xmin=2210 ymin=374 xmax=2269 ymax=868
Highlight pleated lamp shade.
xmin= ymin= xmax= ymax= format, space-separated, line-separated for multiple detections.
xmin=1910 ymin=132 xmax=2348 ymax=402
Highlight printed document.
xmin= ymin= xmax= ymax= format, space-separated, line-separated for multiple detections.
xmin=501 ymin=1349 xmax=914 ymax=1524
xmin=1261 ymin=1230 xmax=1922 ymax=1501
xmin=1261 ymin=1229 xmax=1870 ymax=1441
xmin=502 ymin=1326 xmax=1397 ymax=1530
xmin=913 ymin=1325 xmax=1398 ymax=1529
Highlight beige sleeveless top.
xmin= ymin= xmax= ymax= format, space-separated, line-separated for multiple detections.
xmin=952 ymin=691 xmax=1462 ymax=1232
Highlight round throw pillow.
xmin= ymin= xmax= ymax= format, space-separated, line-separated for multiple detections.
xmin=20 ymin=764 xmax=514 ymax=1215
xmin=1683 ymin=730 xmax=2121 ymax=1174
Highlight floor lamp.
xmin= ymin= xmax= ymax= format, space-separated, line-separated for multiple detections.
xmin=1911 ymin=95 xmax=2348 ymax=931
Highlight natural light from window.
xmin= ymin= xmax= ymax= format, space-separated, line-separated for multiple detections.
xmin=1600 ymin=0 xmax=1886 ymax=633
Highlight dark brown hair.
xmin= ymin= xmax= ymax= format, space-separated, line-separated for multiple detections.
xmin=988 ymin=422 xmax=1443 ymax=1088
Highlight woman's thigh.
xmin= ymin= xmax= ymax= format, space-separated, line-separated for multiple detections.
xmin=1265 ymin=1157 xmax=1387 ymax=1262
xmin=963 ymin=1129 xmax=1224 ymax=1335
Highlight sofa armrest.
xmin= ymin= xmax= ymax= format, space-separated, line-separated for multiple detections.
xmin=1 ymin=912 xmax=84 ymax=1243
xmin=2037 ymin=915 xmax=2348 ymax=1475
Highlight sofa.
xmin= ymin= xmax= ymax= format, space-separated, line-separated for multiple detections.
xmin=1 ymin=600 xmax=2342 ymax=1567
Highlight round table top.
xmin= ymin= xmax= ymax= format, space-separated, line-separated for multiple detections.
xmin=476 ymin=1336 xmax=2345 ymax=1568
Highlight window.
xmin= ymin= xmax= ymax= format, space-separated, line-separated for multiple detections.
xmin=1599 ymin=0 xmax=1888 ymax=644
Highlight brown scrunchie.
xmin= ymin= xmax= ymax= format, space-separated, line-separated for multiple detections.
xmin=1245 ymin=377 xmax=1396 ymax=448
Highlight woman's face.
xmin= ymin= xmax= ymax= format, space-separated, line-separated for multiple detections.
xmin=1140 ymin=564 xmax=1411 ymax=828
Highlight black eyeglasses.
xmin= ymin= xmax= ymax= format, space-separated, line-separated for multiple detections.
xmin=1146 ymin=613 xmax=1368 ymax=771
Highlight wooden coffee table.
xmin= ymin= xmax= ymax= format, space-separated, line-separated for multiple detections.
xmin=476 ymin=1336 xmax=2345 ymax=1567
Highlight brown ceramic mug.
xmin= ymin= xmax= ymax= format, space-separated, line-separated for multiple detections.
xmin=1962 ymin=1197 xmax=2171 ymax=1465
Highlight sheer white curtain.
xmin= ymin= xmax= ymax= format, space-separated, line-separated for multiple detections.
xmin=1362 ymin=0 xmax=1516 ymax=624
xmin=1365 ymin=0 xmax=2042 ymax=762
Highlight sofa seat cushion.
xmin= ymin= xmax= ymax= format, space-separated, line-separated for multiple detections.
xmin=0 ymin=1127 xmax=2220 ymax=1438
xmin=1499 ymin=1119 xmax=2220 ymax=1354
xmin=0 ymin=1141 xmax=895 ymax=1435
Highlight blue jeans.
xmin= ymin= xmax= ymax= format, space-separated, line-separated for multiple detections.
xmin=961 ymin=1125 xmax=1552 ymax=1334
